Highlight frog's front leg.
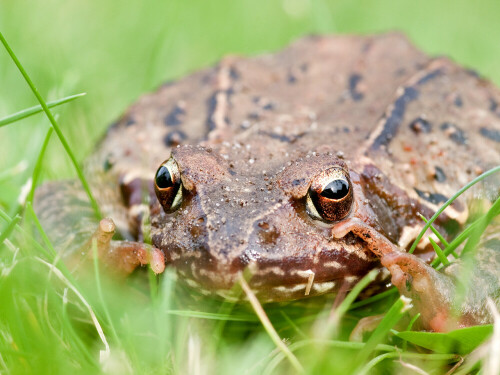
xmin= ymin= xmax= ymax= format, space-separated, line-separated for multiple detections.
xmin=35 ymin=180 xmax=165 ymax=276
xmin=333 ymin=218 xmax=500 ymax=332
xmin=84 ymin=217 xmax=165 ymax=275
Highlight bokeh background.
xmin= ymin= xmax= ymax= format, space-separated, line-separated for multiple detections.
xmin=2 ymin=0 xmax=500 ymax=200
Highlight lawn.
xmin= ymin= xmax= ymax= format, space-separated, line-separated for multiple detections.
xmin=1 ymin=1 xmax=499 ymax=374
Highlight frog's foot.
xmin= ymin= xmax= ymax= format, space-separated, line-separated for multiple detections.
xmin=380 ymin=251 xmax=460 ymax=332
xmin=332 ymin=217 xmax=400 ymax=257
xmin=86 ymin=218 xmax=166 ymax=275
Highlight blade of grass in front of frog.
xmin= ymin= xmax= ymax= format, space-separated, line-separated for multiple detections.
xmin=212 ymin=299 xmax=239 ymax=351
xmin=353 ymin=296 xmax=411 ymax=372
xmin=318 ymin=269 xmax=378 ymax=339
xmin=349 ymin=287 xmax=399 ymax=310
xmin=428 ymin=237 xmax=450 ymax=266
xmin=165 ymin=310 xmax=258 ymax=321
xmin=23 ymin=203 xmax=86 ymax=294
xmin=0 ymin=214 xmax=21 ymax=249
xmin=60 ymin=288 xmax=101 ymax=367
xmin=401 ymin=313 xmax=421 ymax=351
xmin=0 ymin=32 xmax=102 ymax=220
xmin=0 ymin=161 xmax=28 ymax=183
xmin=3 ymin=122 xmax=55 ymax=227
xmin=409 ymin=165 xmax=500 ymax=254
xmin=36 ymin=257 xmax=110 ymax=361
xmin=418 ymin=214 xmax=460 ymax=261
xmin=0 ymin=206 xmax=53 ymax=260
xmin=25 ymin=127 xmax=53 ymax=205
xmin=263 ymin=340 xmax=397 ymax=375
xmin=239 ymin=275 xmax=304 ymax=374
xmin=92 ymin=239 xmax=121 ymax=347
xmin=307 ymin=270 xmax=380 ymax=373
xmin=356 ymin=351 xmax=459 ymax=375
xmin=280 ymin=311 xmax=309 ymax=340
xmin=0 ymin=93 xmax=86 ymax=127
xmin=418 ymin=213 xmax=450 ymax=247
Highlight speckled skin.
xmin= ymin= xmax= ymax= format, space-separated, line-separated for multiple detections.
xmin=36 ymin=33 xmax=500 ymax=330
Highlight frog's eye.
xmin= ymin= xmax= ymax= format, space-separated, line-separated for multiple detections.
xmin=306 ymin=167 xmax=353 ymax=222
xmin=154 ymin=157 xmax=183 ymax=213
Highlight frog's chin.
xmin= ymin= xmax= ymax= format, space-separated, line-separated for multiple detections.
xmin=179 ymin=271 xmax=372 ymax=303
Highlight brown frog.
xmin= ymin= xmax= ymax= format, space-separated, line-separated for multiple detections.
xmin=36 ymin=33 xmax=500 ymax=332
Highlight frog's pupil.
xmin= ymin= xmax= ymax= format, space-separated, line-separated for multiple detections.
xmin=320 ymin=179 xmax=349 ymax=200
xmin=156 ymin=166 xmax=173 ymax=189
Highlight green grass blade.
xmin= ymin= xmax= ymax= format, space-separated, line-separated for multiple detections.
xmin=0 ymin=93 xmax=86 ymax=127
xmin=240 ymin=275 xmax=304 ymax=373
xmin=0 ymin=214 xmax=21 ymax=246
xmin=429 ymin=237 xmax=450 ymax=266
xmin=0 ymin=31 xmax=102 ymax=219
xmin=354 ymin=296 xmax=411 ymax=370
xmin=349 ymin=288 xmax=398 ymax=310
xmin=26 ymin=127 xmax=53 ymax=205
xmin=418 ymin=213 xmax=450 ymax=248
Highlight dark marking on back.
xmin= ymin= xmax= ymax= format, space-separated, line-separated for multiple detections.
xmin=416 ymin=69 xmax=443 ymax=85
xmin=103 ymin=156 xmax=114 ymax=172
xmin=348 ymin=73 xmax=364 ymax=101
xmin=164 ymin=130 xmax=187 ymax=147
xmin=409 ymin=117 xmax=432 ymax=134
xmin=466 ymin=68 xmax=480 ymax=78
xmin=229 ymin=67 xmax=240 ymax=80
xmin=259 ymin=131 xmax=305 ymax=143
xmin=440 ymin=122 xmax=467 ymax=145
xmin=489 ymin=98 xmax=498 ymax=112
xmin=263 ymin=103 xmax=275 ymax=111
xmin=206 ymin=93 xmax=218 ymax=132
xmin=434 ymin=166 xmax=446 ymax=182
xmin=164 ymin=105 xmax=186 ymax=126
xmin=489 ymin=98 xmax=500 ymax=117
xmin=480 ymin=127 xmax=500 ymax=143
xmin=369 ymin=86 xmax=419 ymax=150
xmin=414 ymin=188 xmax=448 ymax=205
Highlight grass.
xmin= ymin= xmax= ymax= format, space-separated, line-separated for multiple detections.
xmin=1 ymin=1 xmax=500 ymax=374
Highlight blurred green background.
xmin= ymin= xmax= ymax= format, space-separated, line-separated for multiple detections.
xmin=1 ymin=0 xmax=500 ymax=199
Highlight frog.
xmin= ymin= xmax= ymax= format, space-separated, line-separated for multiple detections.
xmin=35 ymin=33 xmax=500 ymax=332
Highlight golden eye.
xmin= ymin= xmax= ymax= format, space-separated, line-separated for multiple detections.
xmin=306 ymin=167 xmax=353 ymax=222
xmin=154 ymin=157 xmax=183 ymax=213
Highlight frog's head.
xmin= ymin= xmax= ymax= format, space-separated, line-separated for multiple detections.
xmin=150 ymin=145 xmax=383 ymax=301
